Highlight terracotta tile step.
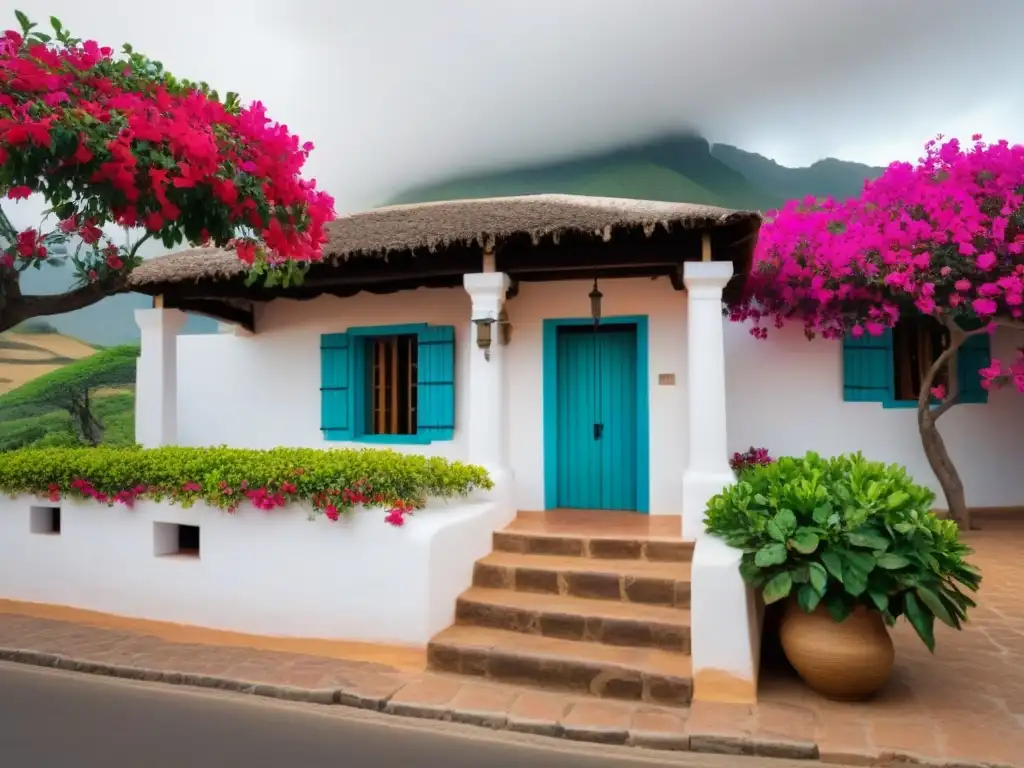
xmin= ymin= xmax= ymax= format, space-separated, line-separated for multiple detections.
xmin=456 ymin=587 xmax=691 ymax=653
xmin=493 ymin=530 xmax=693 ymax=562
xmin=472 ymin=551 xmax=691 ymax=608
xmin=427 ymin=624 xmax=692 ymax=706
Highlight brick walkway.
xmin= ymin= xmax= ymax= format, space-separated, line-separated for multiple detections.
xmin=1 ymin=518 xmax=1022 ymax=767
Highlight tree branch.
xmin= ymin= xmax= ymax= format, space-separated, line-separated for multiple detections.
xmin=0 ymin=273 xmax=128 ymax=332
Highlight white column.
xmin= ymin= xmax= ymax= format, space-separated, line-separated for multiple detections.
xmin=682 ymin=261 xmax=736 ymax=541
xmin=134 ymin=308 xmax=187 ymax=448
xmin=463 ymin=272 xmax=511 ymax=480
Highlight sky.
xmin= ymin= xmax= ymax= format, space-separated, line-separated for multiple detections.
xmin=9 ymin=0 xmax=1024 ymax=214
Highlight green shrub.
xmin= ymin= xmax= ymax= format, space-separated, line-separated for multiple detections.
xmin=704 ymin=452 xmax=981 ymax=651
xmin=0 ymin=446 xmax=492 ymax=526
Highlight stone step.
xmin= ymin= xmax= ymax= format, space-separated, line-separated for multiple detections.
xmin=493 ymin=530 xmax=693 ymax=562
xmin=472 ymin=551 xmax=691 ymax=608
xmin=428 ymin=624 xmax=692 ymax=706
xmin=456 ymin=586 xmax=691 ymax=653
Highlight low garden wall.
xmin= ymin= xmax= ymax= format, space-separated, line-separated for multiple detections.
xmin=0 ymin=446 xmax=506 ymax=644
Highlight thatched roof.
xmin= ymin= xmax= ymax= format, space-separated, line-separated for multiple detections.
xmin=128 ymin=194 xmax=760 ymax=291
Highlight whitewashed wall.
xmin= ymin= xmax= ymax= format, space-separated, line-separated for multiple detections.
xmin=0 ymin=495 xmax=508 ymax=644
xmin=175 ymin=278 xmax=1024 ymax=515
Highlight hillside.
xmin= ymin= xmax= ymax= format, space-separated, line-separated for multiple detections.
xmin=389 ymin=132 xmax=885 ymax=211
xmin=0 ymin=321 xmax=98 ymax=395
xmin=0 ymin=339 xmax=137 ymax=450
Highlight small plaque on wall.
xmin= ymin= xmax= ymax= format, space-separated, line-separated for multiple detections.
xmin=658 ymin=373 xmax=676 ymax=386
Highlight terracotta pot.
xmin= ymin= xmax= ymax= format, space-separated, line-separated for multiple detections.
xmin=779 ymin=599 xmax=894 ymax=700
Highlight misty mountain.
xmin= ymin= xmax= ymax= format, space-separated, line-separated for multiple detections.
xmin=11 ymin=133 xmax=885 ymax=346
xmin=390 ymin=132 xmax=885 ymax=212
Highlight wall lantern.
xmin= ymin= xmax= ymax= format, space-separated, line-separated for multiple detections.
xmin=473 ymin=310 xmax=513 ymax=361
xmin=589 ymin=279 xmax=603 ymax=326
xmin=474 ymin=316 xmax=495 ymax=354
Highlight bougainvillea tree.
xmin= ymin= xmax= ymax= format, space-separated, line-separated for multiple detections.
xmin=731 ymin=134 xmax=1024 ymax=529
xmin=0 ymin=12 xmax=334 ymax=331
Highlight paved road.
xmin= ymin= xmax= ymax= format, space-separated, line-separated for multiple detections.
xmin=0 ymin=663 xmax=823 ymax=768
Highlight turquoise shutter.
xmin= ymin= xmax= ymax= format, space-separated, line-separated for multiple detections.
xmin=843 ymin=329 xmax=893 ymax=402
xmin=416 ymin=325 xmax=455 ymax=440
xmin=957 ymin=332 xmax=991 ymax=404
xmin=320 ymin=333 xmax=353 ymax=439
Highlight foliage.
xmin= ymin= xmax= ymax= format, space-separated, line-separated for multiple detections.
xmin=0 ymin=445 xmax=492 ymax=526
xmin=704 ymin=452 xmax=982 ymax=651
xmin=0 ymin=343 xmax=136 ymax=444
xmin=732 ymin=135 xmax=1024 ymax=385
xmin=0 ymin=11 xmax=335 ymax=329
xmin=0 ymin=391 xmax=132 ymax=450
xmin=730 ymin=446 xmax=773 ymax=473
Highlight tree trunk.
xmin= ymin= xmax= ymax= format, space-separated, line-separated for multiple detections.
xmin=915 ymin=326 xmax=985 ymax=530
xmin=70 ymin=390 xmax=104 ymax=447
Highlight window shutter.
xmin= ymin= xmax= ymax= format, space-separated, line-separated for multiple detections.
xmin=416 ymin=325 xmax=455 ymax=440
xmin=957 ymin=332 xmax=991 ymax=404
xmin=843 ymin=329 xmax=893 ymax=402
xmin=320 ymin=333 xmax=353 ymax=439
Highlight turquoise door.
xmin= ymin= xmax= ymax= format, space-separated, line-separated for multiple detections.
xmin=554 ymin=324 xmax=638 ymax=510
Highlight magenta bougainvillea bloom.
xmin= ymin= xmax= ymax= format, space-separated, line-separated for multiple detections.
xmin=731 ymin=134 xmax=1024 ymax=392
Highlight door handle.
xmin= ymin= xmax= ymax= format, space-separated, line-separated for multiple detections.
xmin=593 ymin=423 xmax=604 ymax=440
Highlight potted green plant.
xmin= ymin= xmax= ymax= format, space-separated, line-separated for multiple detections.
xmin=705 ymin=451 xmax=981 ymax=700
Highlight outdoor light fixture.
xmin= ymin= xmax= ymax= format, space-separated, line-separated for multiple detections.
xmin=473 ymin=310 xmax=512 ymax=362
xmin=589 ymin=278 xmax=603 ymax=326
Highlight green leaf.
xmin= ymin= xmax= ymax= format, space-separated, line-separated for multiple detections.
xmin=843 ymin=564 xmax=869 ymax=597
xmin=904 ymin=592 xmax=936 ymax=652
xmin=789 ymin=529 xmax=820 ymax=554
xmin=49 ymin=15 xmax=62 ymax=31
xmin=824 ymin=593 xmax=853 ymax=623
xmin=886 ymin=491 xmax=910 ymax=509
xmin=30 ymin=31 xmax=51 ymax=42
xmin=765 ymin=519 xmax=786 ymax=543
xmin=797 ymin=583 xmax=822 ymax=613
xmin=876 ymin=553 xmax=912 ymax=570
xmin=812 ymin=503 xmax=832 ymax=525
xmin=808 ymin=562 xmax=828 ymax=596
xmin=820 ymin=550 xmax=843 ymax=582
xmin=846 ymin=530 xmax=890 ymax=551
xmin=754 ymin=542 xmax=788 ymax=567
xmin=774 ymin=508 xmax=797 ymax=535
xmin=916 ymin=586 xmax=956 ymax=628
xmin=843 ymin=550 xmax=876 ymax=576
xmin=762 ymin=572 xmax=793 ymax=605
xmin=14 ymin=10 xmax=30 ymax=33
xmin=738 ymin=557 xmax=762 ymax=585
xmin=867 ymin=588 xmax=889 ymax=613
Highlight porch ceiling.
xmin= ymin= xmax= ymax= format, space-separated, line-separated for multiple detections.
xmin=126 ymin=194 xmax=762 ymax=315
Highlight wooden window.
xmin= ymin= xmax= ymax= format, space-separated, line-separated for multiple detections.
xmin=843 ymin=313 xmax=990 ymax=406
xmin=320 ymin=325 xmax=455 ymax=443
xmin=367 ymin=334 xmax=418 ymax=435
xmin=891 ymin=314 xmax=949 ymax=402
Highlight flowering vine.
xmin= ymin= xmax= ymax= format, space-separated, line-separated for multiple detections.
xmin=0 ymin=12 xmax=335 ymax=330
xmin=57 ymin=474 xmax=416 ymax=527
xmin=730 ymin=134 xmax=1024 ymax=527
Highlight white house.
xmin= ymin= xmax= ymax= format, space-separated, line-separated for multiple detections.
xmin=2 ymin=195 xmax=1021 ymax=708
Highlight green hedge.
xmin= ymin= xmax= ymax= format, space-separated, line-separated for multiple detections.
xmin=0 ymin=446 xmax=492 ymax=526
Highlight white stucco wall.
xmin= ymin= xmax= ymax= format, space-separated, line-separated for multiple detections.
xmin=0 ymin=495 xmax=509 ymax=644
xmin=174 ymin=278 xmax=1024 ymax=516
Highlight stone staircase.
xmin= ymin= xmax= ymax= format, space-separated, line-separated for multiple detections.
xmin=427 ymin=512 xmax=694 ymax=706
